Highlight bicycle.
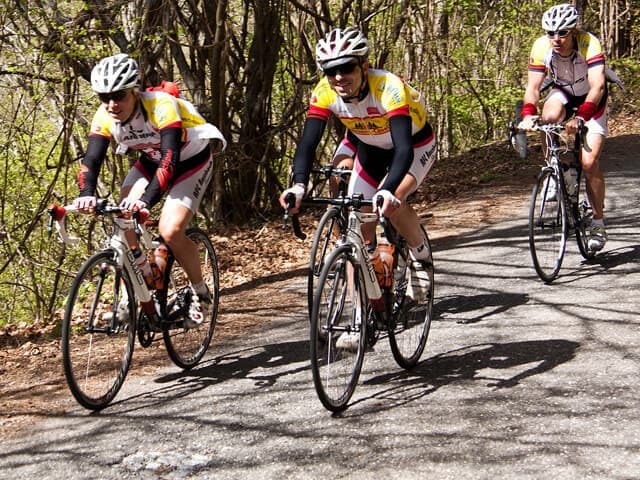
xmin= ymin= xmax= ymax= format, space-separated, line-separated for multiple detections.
xmin=516 ymin=120 xmax=596 ymax=283
xmin=302 ymin=165 xmax=352 ymax=317
xmin=308 ymin=194 xmax=434 ymax=412
xmin=48 ymin=199 xmax=219 ymax=410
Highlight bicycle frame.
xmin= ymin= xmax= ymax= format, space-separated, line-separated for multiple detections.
xmin=338 ymin=208 xmax=383 ymax=304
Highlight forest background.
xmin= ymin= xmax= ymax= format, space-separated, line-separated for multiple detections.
xmin=0 ymin=0 xmax=638 ymax=327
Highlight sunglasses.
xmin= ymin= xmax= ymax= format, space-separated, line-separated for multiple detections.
xmin=323 ymin=62 xmax=359 ymax=77
xmin=546 ymin=29 xmax=571 ymax=38
xmin=98 ymin=90 xmax=129 ymax=103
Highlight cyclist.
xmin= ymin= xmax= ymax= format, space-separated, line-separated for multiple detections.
xmin=279 ymin=27 xmax=437 ymax=301
xmin=73 ymin=53 xmax=226 ymax=326
xmin=518 ymin=4 xmax=609 ymax=252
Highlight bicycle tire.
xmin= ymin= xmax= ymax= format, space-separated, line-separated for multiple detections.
xmin=388 ymin=228 xmax=434 ymax=369
xmin=529 ymin=168 xmax=568 ymax=283
xmin=310 ymin=245 xmax=367 ymax=412
xmin=163 ymin=228 xmax=219 ymax=369
xmin=308 ymin=206 xmax=345 ymax=319
xmin=61 ymin=250 xmax=136 ymax=410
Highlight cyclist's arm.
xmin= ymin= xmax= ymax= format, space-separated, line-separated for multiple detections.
xmin=379 ymin=114 xmax=413 ymax=194
xmin=292 ymin=117 xmax=327 ymax=186
xmin=78 ymin=134 xmax=110 ymax=196
xmin=139 ymin=126 xmax=182 ymax=208
xmin=522 ymin=70 xmax=546 ymax=118
xmin=576 ymin=63 xmax=606 ymax=121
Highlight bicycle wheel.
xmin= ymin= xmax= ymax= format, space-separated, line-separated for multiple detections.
xmin=310 ymin=245 xmax=367 ymax=412
xmin=389 ymin=229 xmax=434 ymax=369
xmin=529 ymin=169 xmax=568 ymax=283
xmin=61 ymin=250 xmax=136 ymax=410
xmin=163 ymin=228 xmax=219 ymax=369
xmin=308 ymin=206 xmax=345 ymax=319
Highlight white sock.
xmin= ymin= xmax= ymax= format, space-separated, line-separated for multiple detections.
xmin=410 ymin=238 xmax=430 ymax=261
xmin=592 ymin=218 xmax=605 ymax=228
xmin=191 ymin=281 xmax=208 ymax=297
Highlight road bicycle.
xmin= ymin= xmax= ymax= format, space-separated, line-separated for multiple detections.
xmin=301 ymin=165 xmax=352 ymax=317
xmin=514 ymin=120 xmax=596 ymax=283
xmin=48 ymin=199 xmax=219 ymax=410
xmin=308 ymin=194 xmax=434 ymax=412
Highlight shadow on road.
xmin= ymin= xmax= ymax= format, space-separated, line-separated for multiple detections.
xmin=434 ymin=292 xmax=529 ymax=324
xmin=352 ymin=339 xmax=579 ymax=413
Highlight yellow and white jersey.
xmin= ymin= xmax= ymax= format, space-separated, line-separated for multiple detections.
xmin=89 ymin=91 xmax=210 ymax=162
xmin=528 ymin=31 xmax=605 ymax=97
xmin=307 ymin=69 xmax=428 ymax=149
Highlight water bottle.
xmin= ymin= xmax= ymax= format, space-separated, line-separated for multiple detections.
xmin=131 ymin=246 xmax=154 ymax=288
xmin=564 ymin=166 xmax=578 ymax=198
xmin=151 ymin=243 xmax=169 ymax=289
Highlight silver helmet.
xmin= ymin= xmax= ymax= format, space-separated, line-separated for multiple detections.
xmin=542 ymin=4 xmax=579 ymax=31
xmin=315 ymin=27 xmax=369 ymax=70
xmin=91 ymin=53 xmax=139 ymax=93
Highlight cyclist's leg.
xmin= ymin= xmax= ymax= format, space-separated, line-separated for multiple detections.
xmin=330 ymin=136 xmax=355 ymax=198
xmin=120 ymin=164 xmax=152 ymax=246
xmin=159 ymin=156 xmax=214 ymax=284
xmin=387 ymin=135 xmax=437 ymax=250
xmin=582 ymin=113 xmax=607 ymax=221
xmin=347 ymin=155 xmax=380 ymax=244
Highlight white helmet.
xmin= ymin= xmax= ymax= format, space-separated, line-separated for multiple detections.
xmin=91 ymin=54 xmax=139 ymax=93
xmin=542 ymin=4 xmax=579 ymax=31
xmin=316 ymin=27 xmax=369 ymax=70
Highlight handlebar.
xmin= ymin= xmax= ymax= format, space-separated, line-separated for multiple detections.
xmin=283 ymin=193 xmax=306 ymax=240
xmin=311 ymin=165 xmax=351 ymax=180
xmin=48 ymin=199 xmax=150 ymax=244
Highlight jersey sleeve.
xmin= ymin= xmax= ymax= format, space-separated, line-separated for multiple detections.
xmin=89 ymin=107 xmax=114 ymax=139
xmin=377 ymin=73 xmax=411 ymax=117
xmin=307 ymin=78 xmax=334 ymax=121
xmin=580 ymin=32 xmax=605 ymax=67
xmin=528 ymin=35 xmax=550 ymax=74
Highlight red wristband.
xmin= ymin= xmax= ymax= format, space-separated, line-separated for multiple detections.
xmin=576 ymin=101 xmax=598 ymax=121
xmin=521 ymin=102 xmax=537 ymax=118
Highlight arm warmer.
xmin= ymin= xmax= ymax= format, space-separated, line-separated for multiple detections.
xmin=292 ymin=117 xmax=327 ymax=185
xmin=379 ymin=115 xmax=414 ymax=194
xmin=140 ymin=126 xmax=182 ymax=207
xmin=78 ymin=135 xmax=110 ymax=196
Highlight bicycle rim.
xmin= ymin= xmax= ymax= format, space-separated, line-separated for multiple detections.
xmin=308 ymin=207 xmax=344 ymax=320
xmin=310 ymin=245 xmax=366 ymax=412
xmin=163 ymin=228 xmax=219 ymax=369
xmin=389 ymin=231 xmax=434 ymax=369
xmin=61 ymin=251 xmax=136 ymax=410
xmin=529 ymin=169 xmax=567 ymax=283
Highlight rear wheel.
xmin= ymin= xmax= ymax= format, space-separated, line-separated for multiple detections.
xmin=61 ymin=250 xmax=136 ymax=411
xmin=308 ymin=206 xmax=345 ymax=319
xmin=529 ymin=169 xmax=567 ymax=283
xmin=389 ymin=230 xmax=434 ymax=369
xmin=163 ymin=228 xmax=219 ymax=369
xmin=310 ymin=245 xmax=366 ymax=412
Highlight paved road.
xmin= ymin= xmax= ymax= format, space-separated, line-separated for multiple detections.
xmin=2 ymin=134 xmax=639 ymax=479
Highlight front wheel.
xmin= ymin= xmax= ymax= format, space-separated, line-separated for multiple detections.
xmin=61 ymin=250 xmax=136 ymax=411
xmin=162 ymin=228 xmax=219 ymax=369
xmin=308 ymin=206 xmax=345 ymax=319
xmin=310 ymin=245 xmax=367 ymax=412
xmin=389 ymin=228 xmax=434 ymax=369
xmin=529 ymin=169 xmax=568 ymax=283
